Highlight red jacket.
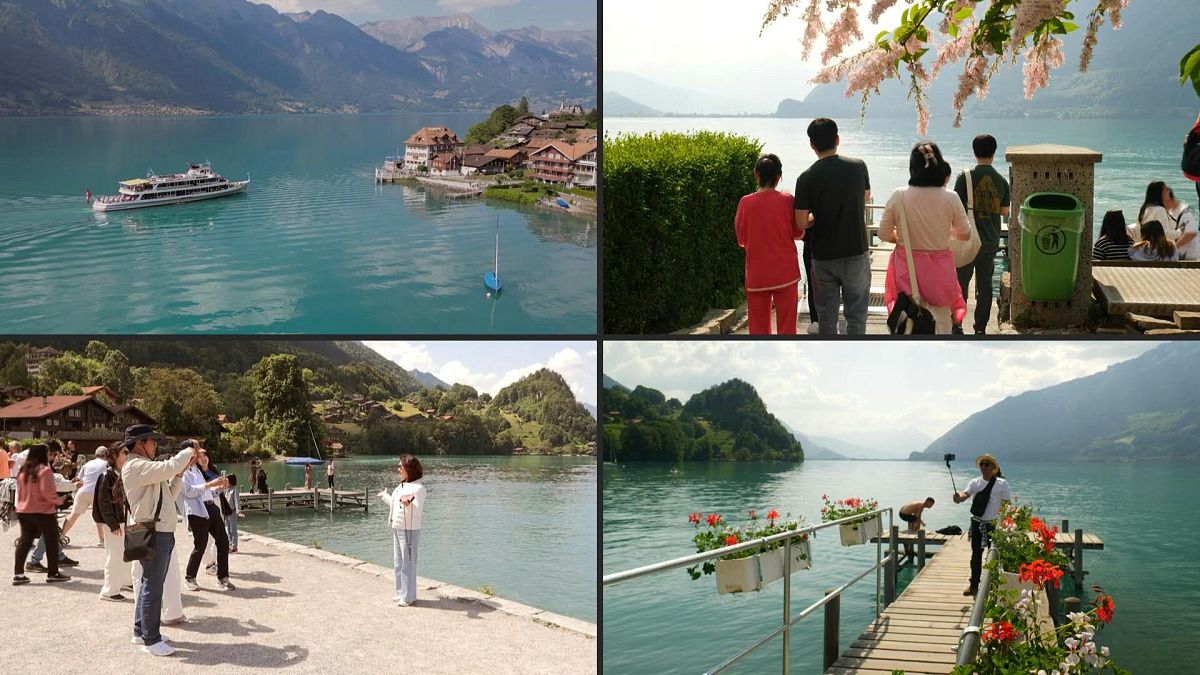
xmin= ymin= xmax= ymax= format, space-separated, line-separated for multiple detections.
xmin=735 ymin=189 xmax=802 ymax=292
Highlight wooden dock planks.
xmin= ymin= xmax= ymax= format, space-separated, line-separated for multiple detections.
xmin=828 ymin=530 xmax=1069 ymax=673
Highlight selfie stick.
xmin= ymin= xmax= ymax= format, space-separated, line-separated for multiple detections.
xmin=944 ymin=453 xmax=958 ymax=493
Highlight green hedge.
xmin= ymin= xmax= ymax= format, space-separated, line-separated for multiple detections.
xmin=603 ymin=131 xmax=761 ymax=333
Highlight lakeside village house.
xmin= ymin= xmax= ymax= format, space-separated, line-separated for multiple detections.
xmin=0 ymin=390 xmax=158 ymax=455
xmin=387 ymin=103 xmax=596 ymax=189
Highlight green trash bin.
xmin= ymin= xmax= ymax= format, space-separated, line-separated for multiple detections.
xmin=1020 ymin=192 xmax=1084 ymax=302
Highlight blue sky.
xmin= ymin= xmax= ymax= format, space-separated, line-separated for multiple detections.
xmin=264 ymin=0 xmax=595 ymax=30
xmin=604 ymin=341 xmax=1158 ymax=439
xmin=363 ymin=341 xmax=597 ymax=406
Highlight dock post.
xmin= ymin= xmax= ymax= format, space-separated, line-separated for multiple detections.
xmin=1065 ymin=597 xmax=1082 ymax=616
xmin=1047 ymin=582 xmax=1061 ymax=626
xmin=917 ymin=529 xmax=926 ymax=570
xmin=364 ymin=489 xmax=369 ymax=513
xmin=267 ymin=489 xmax=273 ymax=514
xmin=330 ymin=487 xmax=335 ymax=514
xmin=884 ymin=525 xmax=898 ymax=605
xmin=313 ymin=488 xmax=318 ymax=510
xmin=823 ymin=588 xmax=840 ymax=671
xmin=1073 ymin=528 xmax=1084 ymax=588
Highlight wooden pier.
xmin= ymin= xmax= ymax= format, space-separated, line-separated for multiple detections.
xmin=826 ymin=524 xmax=1105 ymax=673
xmin=240 ymin=488 xmax=369 ymax=514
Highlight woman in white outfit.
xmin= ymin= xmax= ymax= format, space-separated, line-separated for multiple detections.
xmin=92 ymin=445 xmax=133 ymax=601
xmin=378 ymin=454 xmax=426 ymax=606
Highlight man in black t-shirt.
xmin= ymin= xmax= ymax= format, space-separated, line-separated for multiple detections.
xmin=794 ymin=118 xmax=872 ymax=335
xmin=953 ymin=134 xmax=1011 ymax=335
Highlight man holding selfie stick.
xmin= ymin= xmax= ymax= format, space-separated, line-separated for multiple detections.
xmin=952 ymin=453 xmax=1011 ymax=597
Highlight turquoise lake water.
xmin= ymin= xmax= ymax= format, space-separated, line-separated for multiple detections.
xmin=216 ymin=455 xmax=596 ymax=621
xmin=603 ymin=459 xmax=1198 ymax=674
xmin=605 ymin=116 xmax=1195 ymax=232
xmin=0 ymin=113 xmax=596 ymax=333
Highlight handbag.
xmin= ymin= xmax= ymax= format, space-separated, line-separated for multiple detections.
xmin=219 ymin=492 xmax=233 ymax=518
xmin=951 ymin=169 xmax=983 ymax=267
xmin=123 ymin=483 xmax=164 ymax=563
xmin=887 ymin=191 xmax=937 ymax=335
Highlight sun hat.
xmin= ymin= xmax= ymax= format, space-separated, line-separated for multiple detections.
xmin=975 ymin=453 xmax=999 ymax=471
xmin=122 ymin=424 xmax=156 ymax=449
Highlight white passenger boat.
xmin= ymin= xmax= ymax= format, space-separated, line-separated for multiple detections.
xmin=91 ymin=162 xmax=249 ymax=211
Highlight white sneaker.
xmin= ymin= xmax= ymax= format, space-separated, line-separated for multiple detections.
xmin=131 ymin=634 xmax=170 ymax=645
xmin=142 ymin=641 xmax=176 ymax=657
xmin=807 ymin=322 xmax=820 ymax=335
xmin=216 ymin=578 xmax=236 ymax=591
xmin=161 ymin=615 xmax=187 ymax=626
xmin=205 ymin=564 xmax=217 ymax=576
xmin=837 ymin=318 xmax=848 ymax=333
xmin=184 ymin=578 xmax=199 ymax=592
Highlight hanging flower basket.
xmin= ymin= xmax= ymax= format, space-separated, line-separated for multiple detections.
xmin=715 ymin=538 xmax=812 ymax=595
xmin=686 ymin=509 xmax=813 ymax=594
xmin=838 ymin=516 xmax=882 ymax=546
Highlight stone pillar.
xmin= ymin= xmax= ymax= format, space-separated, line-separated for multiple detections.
xmin=1005 ymin=144 xmax=1103 ymax=329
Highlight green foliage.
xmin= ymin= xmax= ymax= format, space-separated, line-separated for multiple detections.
xmin=432 ymin=414 xmax=496 ymax=454
xmin=36 ymin=353 xmax=103 ymax=395
xmin=134 ymin=368 xmax=221 ymax=437
xmin=218 ymin=374 xmax=256 ymax=421
xmin=54 ymin=381 xmax=83 ymax=395
xmin=516 ymin=96 xmax=529 ymax=116
xmin=492 ymin=368 xmax=596 ymax=447
xmin=603 ymin=131 xmax=759 ymax=333
xmin=466 ymin=103 xmax=519 ymax=144
xmin=485 ymin=182 xmax=554 ymax=206
xmin=84 ymin=340 xmax=110 ymax=361
xmin=251 ymin=354 xmax=322 ymax=457
xmin=1182 ymin=44 xmax=1200 ymax=96
xmin=604 ymin=379 xmax=803 ymax=462
xmin=99 ymin=350 xmax=134 ymax=403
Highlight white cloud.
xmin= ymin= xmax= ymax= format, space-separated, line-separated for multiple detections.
xmin=360 ymin=341 xmax=437 ymax=372
xmin=365 ymin=342 xmax=597 ymax=406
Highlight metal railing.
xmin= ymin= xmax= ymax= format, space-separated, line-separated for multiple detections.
xmin=956 ymin=546 xmax=997 ymax=666
xmin=604 ymin=508 xmax=895 ymax=675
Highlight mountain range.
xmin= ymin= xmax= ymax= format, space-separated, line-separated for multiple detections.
xmin=411 ymin=369 xmax=450 ymax=390
xmin=609 ymin=0 xmax=1195 ymax=119
xmin=0 ymin=1 xmax=594 ymax=115
xmin=911 ymin=342 xmax=1200 ymax=462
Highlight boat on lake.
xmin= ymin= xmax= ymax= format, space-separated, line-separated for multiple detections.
xmin=91 ymin=162 xmax=248 ymax=211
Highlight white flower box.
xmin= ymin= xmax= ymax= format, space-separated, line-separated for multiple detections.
xmin=839 ymin=516 xmax=882 ymax=546
xmin=714 ymin=539 xmax=812 ymax=595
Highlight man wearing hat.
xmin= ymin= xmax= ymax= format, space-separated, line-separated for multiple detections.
xmin=120 ymin=424 xmax=194 ymax=657
xmin=952 ymin=453 xmax=1011 ymax=597
xmin=61 ymin=445 xmax=111 ymax=546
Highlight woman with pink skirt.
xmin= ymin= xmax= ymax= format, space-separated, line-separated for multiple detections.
xmin=879 ymin=142 xmax=971 ymax=334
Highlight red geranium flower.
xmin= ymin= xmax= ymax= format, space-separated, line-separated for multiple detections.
xmin=688 ymin=512 xmax=700 ymax=524
xmin=981 ymin=620 xmax=1019 ymax=643
xmin=1019 ymin=560 xmax=1064 ymax=589
xmin=1038 ymin=525 xmax=1058 ymax=553
xmin=1096 ymin=595 xmax=1115 ymax=624
xmin=706 ymin=513 xmax=722 ymax=527
xmin=767 ymin=509 xmax=779 ymax=522
xmin=1029 ymin=516 xmax=1045 ymax=532
xmin=724 ymin=535 xmax=739 ymax=546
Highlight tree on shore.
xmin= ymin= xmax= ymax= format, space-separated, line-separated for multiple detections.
xmin=759 ymin=0 xmax=1187 ymax=134
xmin=135 ymin=367 xmax=221 ymax=437
xmin=250 ymin=354 xmax=323 ymax=457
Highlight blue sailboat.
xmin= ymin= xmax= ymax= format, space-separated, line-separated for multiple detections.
xmin=284 ymin=422 xmax=326 ymax=465
xmin=484 ymin=217 xmax=502 ymax=294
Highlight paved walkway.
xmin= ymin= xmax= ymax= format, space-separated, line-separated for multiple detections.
xmin=0 ymin=527 xmax=595 ymax=673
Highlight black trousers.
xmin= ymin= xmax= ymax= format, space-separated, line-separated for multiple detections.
xmin=956 ymin=244 xmax=1000 ymax=332
xmin=328 ymin=475 xmax=335 ymax=489
xmin=969 ymin=519 xmax=994 ymax=587
xmin=803 ymin=241 xmax=819 ymax=322
xmin=186 ymin=502 xmax=229 ymax=580
xmin=15 ymin=513 xmax=60 ymax=576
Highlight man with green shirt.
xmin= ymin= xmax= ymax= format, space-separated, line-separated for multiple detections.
xmin=953 ymin=134 xmax=1010 ymax=335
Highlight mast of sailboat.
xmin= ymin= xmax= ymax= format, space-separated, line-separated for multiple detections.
xmin=306 ymin=421 xmax=324 ymax=461
xmin=494 ymin=216 xmax=500 ymax=280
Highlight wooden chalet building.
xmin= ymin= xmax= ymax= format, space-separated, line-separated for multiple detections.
xmin=403 ymin=127 xmax=463 ymax=172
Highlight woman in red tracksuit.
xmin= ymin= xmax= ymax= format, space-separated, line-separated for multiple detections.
xmin=734 ymin=154 xmax=804 ymax=334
